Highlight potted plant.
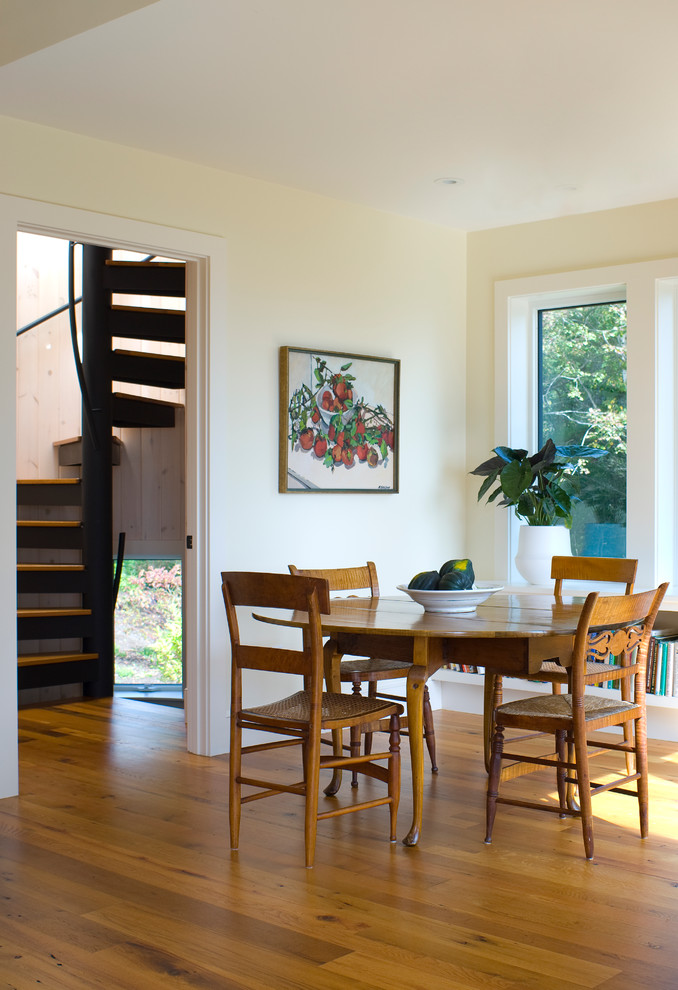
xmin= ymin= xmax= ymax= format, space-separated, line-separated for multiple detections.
xmin=470 ymin=439 xmax=608 ymax=583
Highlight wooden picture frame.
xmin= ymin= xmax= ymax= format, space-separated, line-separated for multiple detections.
xmin=279 ymin=346 xmax=400 ymax=493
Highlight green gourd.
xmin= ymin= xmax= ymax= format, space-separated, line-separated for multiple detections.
xmin=408 ymin=570 xmax=440 ymax=590
xmin=438 ymin=558 xmax=475 ymax=590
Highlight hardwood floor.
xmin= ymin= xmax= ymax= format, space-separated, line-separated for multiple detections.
xmin=2 ymin=699 xmax=677 ymax=989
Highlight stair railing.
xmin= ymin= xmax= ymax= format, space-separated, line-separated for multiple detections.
xmin=16 ymin=297 xmax=82 ymax=337
xmin=112 ymin=532 xmax=126 ymax=611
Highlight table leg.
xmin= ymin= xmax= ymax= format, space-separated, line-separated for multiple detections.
xmin=402 ymin=640 xmax=430 ymax=847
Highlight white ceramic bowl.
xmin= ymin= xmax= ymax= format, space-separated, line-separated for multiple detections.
xmin=314 ymin=386 xmax=356 ymax=428
xmin=396 ymin=582 xmax=503 ymax=613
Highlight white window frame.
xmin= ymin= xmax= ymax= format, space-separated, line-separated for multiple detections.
xmin=494 ymin=260 xmax=678 ymax=591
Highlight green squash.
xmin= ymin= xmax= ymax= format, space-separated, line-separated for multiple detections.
xmin=408 ymin=570 xmax=440 ymax=590
xmin=438 ymin=558 xmax=475 ymax=590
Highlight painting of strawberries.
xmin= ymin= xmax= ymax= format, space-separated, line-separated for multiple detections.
xmin=279 ymin=346 xmax=400 ymax=493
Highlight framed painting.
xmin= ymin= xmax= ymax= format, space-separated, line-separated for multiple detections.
xmin=279 ymin=346 xmax=400 ymax=493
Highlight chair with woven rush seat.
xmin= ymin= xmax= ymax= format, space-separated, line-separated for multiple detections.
xmin=484 ymin=582 xmax=668 ymax=860
xmin=222 ymin=570 xmax=402 ymax=869
xmin=483 ymin=555 xmax=638 ymax=771
xmin=288 ymin=562 xmax=438 ymax=781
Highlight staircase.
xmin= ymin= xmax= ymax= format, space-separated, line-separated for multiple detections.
xmin=17 ymin=478 xmax=99 ymax=690
xmin=106 ymin=259 xmax=186 ymax=429
xmin=16 ymin=251 xmax=186 ymax=696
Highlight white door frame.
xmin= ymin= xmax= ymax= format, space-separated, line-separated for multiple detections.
xmin=1 ymin=194 xmax=228 ymax=797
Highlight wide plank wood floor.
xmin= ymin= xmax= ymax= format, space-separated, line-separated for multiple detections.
xmin=1 ymin=699 xmax=677 ymax=989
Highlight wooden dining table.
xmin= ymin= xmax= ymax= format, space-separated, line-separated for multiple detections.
xmin=254 ymin=590 xmax=589 ymax=846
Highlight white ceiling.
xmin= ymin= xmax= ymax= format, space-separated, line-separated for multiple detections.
xmin=2 ymin=0 xmax=678 ymax=231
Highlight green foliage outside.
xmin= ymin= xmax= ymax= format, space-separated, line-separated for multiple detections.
xmin=540 ymin=302 xmax=627 ymax=554
xmin=114 ymin=559 xmax=183 ymax=684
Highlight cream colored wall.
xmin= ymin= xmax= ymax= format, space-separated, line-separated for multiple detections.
xmin=466 ymin=199 xmax=678 ymax=578
xmin=0 ymin=115 xmax=466 ymax=796
xmin=1 ymin=118 xmax=466 ymax=592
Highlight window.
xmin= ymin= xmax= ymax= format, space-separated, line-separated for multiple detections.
xmin=494 ymin=259 xmax=678 ymax=590
xmin=538 ymin=300 xmax=627 ymax=557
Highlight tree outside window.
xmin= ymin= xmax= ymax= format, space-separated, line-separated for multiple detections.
xmin=538 ymin=301 xmax=627 ymax=556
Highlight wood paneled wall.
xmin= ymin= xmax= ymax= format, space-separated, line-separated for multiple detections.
xmin=16 ymin=234 xmax=81 ymax=479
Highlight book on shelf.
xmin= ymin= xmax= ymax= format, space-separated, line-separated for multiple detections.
xmin=441 ymin=663 xmax=479 ymax=674
xmin=646 ymin=634 xmax=678 ymax=697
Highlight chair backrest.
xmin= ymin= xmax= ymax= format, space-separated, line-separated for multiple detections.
xmin=288 ymin=561 xmax=380 ymax=597
xmin=551 ymin=556 xmax=637 ymax=598
xmin=221 ymin=571 xmax=330 ymax=681
xmin=571 ymin=583 xmax=668 ymax=698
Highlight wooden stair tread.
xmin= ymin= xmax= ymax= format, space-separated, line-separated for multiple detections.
xmin=105 ymin=261 xmax=184 ymax=269
xmin=17 ymin=564 xmax=85 ymax=572
xmin=112 ymin=392 xmax=183 ymax=407
xmin=18 ymin=607 xmax=91 ymax=618
xmin=17 ymin=520 xmax=81 ymax=527
xmin=113 ymin=348 xmax=184 ymax=363
xmin=18 ymin=651 xmax=98 ymax=668
xmin=53 ymin=435 xmax=122 ymax=447
xmin=17 ymin=478 xmax=81 ymax=486
xmin=111 ymin=304 xmax=185 ymax=317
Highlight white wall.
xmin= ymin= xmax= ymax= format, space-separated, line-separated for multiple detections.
xmin=0 ymin=115 xmax=466 ymax=796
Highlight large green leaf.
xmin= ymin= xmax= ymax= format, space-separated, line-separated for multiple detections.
xmin=517 ymin=492 xmax=536 ymax=519
xmin=470 ymin=454 xmax=507 ymax=476
xmin=500 ymin=458 xmax=533 ymax=501
xmin=494 ymin=446 xmax=528 ymax=463
xmin=528 ymin=438 xmax=557 ymax=475
xmin=477 ymin=472 xmax=499 ymax=500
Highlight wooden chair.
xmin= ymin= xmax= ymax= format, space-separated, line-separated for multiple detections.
xmin=222 ymin=570 xmax=402 ymax=869
xmin=485 ymin=582 xmax=668 ymax=860
xmin=289 ymin=562 xmax=438 ymax=779
xmin=483 ymin=556 xmax=638 ymax=770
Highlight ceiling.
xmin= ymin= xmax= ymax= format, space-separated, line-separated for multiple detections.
xmin=2 ymin=0 xmax=678 ymax=231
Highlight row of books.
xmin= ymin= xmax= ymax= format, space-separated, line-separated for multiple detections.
xmin=444 ymin=634 xmax=678 ymax=698
xmin=647 ymin=636 xmax=678 ymax=697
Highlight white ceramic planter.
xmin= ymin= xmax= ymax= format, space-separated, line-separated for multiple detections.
xmin=514 ymin=525 xmax=572 ymax=585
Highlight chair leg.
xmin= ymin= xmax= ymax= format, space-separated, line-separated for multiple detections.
xmin=364 ymin=682 xmax=376 ymax=756
xmin=555 ymin=729 xmax=567 ymax=816
xmin=388 ymin=713 xmax=401 ymax=841
xmin=484 ymin=723 xmax=505 ymax=843
xmin=573 ymin=726 xmax=594 ymax=861
xmin=323 ymin=728 xmax=343 ymax=796
xmin=351 ymin=680 xmax=366 ymax=787
xmin=566 ymin=733 xmax=579 ymax=811
xmin=304 ymin=728 xmax=321 ymax=869
xmin=620 ymin=675 xmax=635 ymax=774
xmin=229 ymin=716 xmax=242 ymax=851
xmin=349 ymin=725 xmax=361 ymax=788
xmin=635 ymin=715 xmax=649 ymax=839
xmin=483 ymin=673 xmax=503 ymax=772
xmin=422 ymin=685 xmax=438 ymax=772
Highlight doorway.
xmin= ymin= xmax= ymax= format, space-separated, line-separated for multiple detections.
xmin=16 ymin=234 xmax=187 ymax=705
xmin=0 ymin=194 xmax=229 ymax=804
